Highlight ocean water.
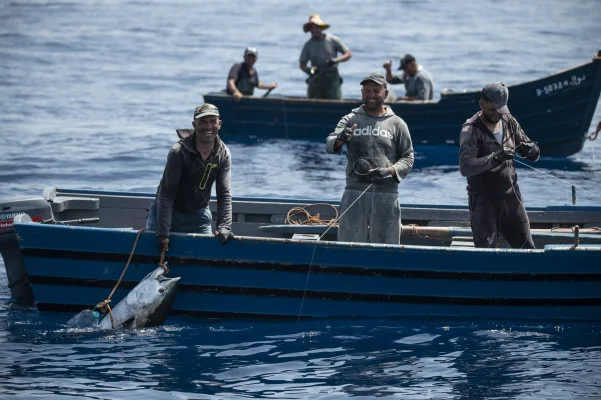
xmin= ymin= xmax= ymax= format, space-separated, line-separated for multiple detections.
xmin=1 ymin=0 xmax=601 ymax=398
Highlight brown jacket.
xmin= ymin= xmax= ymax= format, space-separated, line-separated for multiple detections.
xmin=459 ymin=112 xmax=540 ymax=196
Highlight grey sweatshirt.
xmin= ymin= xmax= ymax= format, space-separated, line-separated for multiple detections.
xmin=156 ymin=130 xmax=232 ymax=239
xmin=326 ymin=105 xmax=414 ymax=193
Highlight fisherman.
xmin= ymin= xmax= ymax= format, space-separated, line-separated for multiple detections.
xmin=326 ymin=73 xmax=414 ymax=244
xmin=299 ymin=14 xmax=352 ymax=100
xmin=382 ymin=54 xmax=434 ymax=101
xmin=226 ymin=46 xmax=277 ymax=102
xmin=147 ymin=103 xmax=234 ymax=252
xmin=459 ymin=82 xmax=540 ymax=249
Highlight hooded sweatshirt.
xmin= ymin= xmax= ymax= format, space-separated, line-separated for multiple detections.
xmin=459 ymin=112 xmax=540 ymax=196
xmin=155 ymin=130 xmax=232 ymax=239
xmin=326 ymin=105 xmax=414 ymax=193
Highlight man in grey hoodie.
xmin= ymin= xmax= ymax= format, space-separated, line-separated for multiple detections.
xmin=326 ymin=73 xmax=414 ymax=244
xmin=147 ymin=103 xmax=234 ymax=252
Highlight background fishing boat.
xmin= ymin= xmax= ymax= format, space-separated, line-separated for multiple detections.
xmin=2 ymin=188 xmax=601 ymax=320
xmin=204 ymin=51 xmax=601 ymax=157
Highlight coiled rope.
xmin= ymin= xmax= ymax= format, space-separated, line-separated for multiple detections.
xmin=285 ymin=203 xmax=339 ymax=227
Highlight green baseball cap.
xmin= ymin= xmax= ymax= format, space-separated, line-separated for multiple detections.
xmin=194 ymin=104 xmax=220 ymax=119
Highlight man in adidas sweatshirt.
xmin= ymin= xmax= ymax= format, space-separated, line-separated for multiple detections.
xmin=326 ymin=73 xmax=414 ymax=244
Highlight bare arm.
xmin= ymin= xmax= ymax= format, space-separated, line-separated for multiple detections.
xmin=227 ymin=78 xmax=242 ymax=97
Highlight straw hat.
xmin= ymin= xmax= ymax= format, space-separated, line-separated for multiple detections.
xmin=303 ymin=14 xmax=330 ymax=32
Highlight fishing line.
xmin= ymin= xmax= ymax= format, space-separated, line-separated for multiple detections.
xmin=296 ymin=158 xmax=375 ymax=322
xmin=513 ymin=158 xmax=601 ymax=200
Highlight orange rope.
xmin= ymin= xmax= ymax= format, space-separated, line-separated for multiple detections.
xmin=285 ymin=203 xmax=339 ymax=227
xmin=93 ymin=227 xmax=146 ymax=329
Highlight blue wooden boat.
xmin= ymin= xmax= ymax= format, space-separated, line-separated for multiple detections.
xmin=203 ymin=51 xmax=601 ymax=158
xmin=2 ymin=188 xmax=601 ymax=321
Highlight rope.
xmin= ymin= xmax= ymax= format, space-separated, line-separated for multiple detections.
xmin=285 ymin=203 xmax=339 ymax=227
xmin=93 ymin=227 xmax=147 ymax=329
xmin=588 ymin=121 xmax=600 ymax=141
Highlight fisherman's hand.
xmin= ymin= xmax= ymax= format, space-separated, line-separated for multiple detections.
xmin=232 ymin=92 xmax=243 ymax=102
xmin=337 ymin=124 xmax=357 ymax=144
xmin=382 ymin=59 xmax=392 ymax=70
xmin=367 ymin=167 xmax=393 ymax=180
xmin=269 ymin=82 xmax=277 ymax=90
xmin=493 ymin=147 xmax=515 ymax=162
xmin=215 ymin=228 xmax=235 ymax=245
xmin=326 ymin=58 xmax=339 ymax=67
xmin=516 ymin=142 xmax=537 ymax=159
xmin=157 ymin=236 xmax=169 ymax=252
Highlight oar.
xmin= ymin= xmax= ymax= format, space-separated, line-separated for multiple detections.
xmin=262 ymin=87 xmax=275 ymax=98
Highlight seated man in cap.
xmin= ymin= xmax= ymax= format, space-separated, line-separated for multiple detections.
xmin=226 ymin=46 xmax=277 ymax=102
xmin=382 ymin=54 xmax=434 ymax=101
xmin=459 ymin=82 xmax=540 ymax=249
xmin=299 ymin=14 xmax=352 ymax=100
xmin=326 ymin=73 xmax=414 ymax=244
xmin=147 ymin=103 xmax=234 ymax=252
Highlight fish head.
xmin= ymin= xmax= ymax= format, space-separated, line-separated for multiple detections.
xmin=127 ymin=266 xmax=181 ymax=328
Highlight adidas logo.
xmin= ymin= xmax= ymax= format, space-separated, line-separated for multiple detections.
xmin=353 ymin=126 xmax=393 ymax=139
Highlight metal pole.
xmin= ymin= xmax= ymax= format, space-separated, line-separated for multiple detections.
xmin=572 ymin=185 xmax=576 ymax=205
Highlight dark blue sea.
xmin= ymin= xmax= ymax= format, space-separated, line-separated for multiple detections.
xmin=1 ymin=0 xmax=601 ymax=398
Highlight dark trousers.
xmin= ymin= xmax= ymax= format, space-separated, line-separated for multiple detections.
xmin=468 ymin=190 xmax=535 ymax=249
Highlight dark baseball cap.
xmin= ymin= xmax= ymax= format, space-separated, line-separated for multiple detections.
xmin=398 ymin=54 xmax=416 ymax=70
xmin=482 ymin=82 xmax=510 ymax=114
xmin=194 ymin=104 xmax=219 ymax=119
xmin=360 ymin=73 xmax=387 ymax=88
xmin=244 ymin=46 xmax=258 ymax=56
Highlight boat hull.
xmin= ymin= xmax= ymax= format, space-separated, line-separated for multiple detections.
xmin=15 ymin=222 xmax=601 ymax=321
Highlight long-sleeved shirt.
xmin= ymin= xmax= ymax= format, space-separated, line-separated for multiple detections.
xmin=459 ymin=112 xmax=540 ymax=196
xmin=326 ymin=105 xmax=414 ymax=193
xmin=155 ymin=130 xmax=232 ymax=238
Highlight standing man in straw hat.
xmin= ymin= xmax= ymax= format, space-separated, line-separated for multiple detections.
xmin=147 ymin=104 xmax=234 ymax=252
xmin=459 ymin=82 xmax=540 ymax=249
xmin=299 ymin=14 xmax=352 ymax=100
xmin=326 ymin=73 xmax=414 ymax=244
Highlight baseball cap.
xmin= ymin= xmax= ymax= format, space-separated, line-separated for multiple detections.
xmin=398 ymin=54 xmax=416 ymax=70
xmin=194 ymin=104 xmax=220 ymax=119
xmin=360 ymin=73 xmax=387 ymax=88
xmin=482 ymin=82 xmax=510 ymax=114
xmin=244 ymin=46 xmax=258 ymax=57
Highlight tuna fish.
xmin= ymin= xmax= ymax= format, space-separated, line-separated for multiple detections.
xmin=66 ymin=266 xmax=180 ymax=330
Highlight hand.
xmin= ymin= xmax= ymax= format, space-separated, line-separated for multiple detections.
xmin=493 ymin=147 xmax=515 ymax=162
xmin=337 ymin=124 xmax=357 ymax=144
xmin=157 ymin=236 xmax=169 ymax=252
xmin=382 ymin=59 xmax=392 ymax=70
xmin=215 ymin=228 xmax=235 ymax=245
xmin=269 ymin=82 xmax=277 ymax=90
xmin=326 ymin=58 xmax=339 ymax=67
xmin=232 ymin=92 xmax=243 ymax=102
xmin=367 ymin=167 xmax=393 ymax=181
xmin=516 ymin=142 xmax=536 ymax=158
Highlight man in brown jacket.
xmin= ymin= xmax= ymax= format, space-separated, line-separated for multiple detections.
xmin=459 ymin=82 xmax=540 ymax=249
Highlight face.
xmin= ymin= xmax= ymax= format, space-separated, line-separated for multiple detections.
xmin=243 ymin=54 xmax=257 ymax=66
xmin=193 ymin=115 xmax=222 ymax=141
xmin=310 ymin=24 xmax=323 ymax=39
xmin=361 ymin=81 xmax=388 ymax=111
xmin=403 ymin=61 xmax=417 ymax=76
xmin=479 ymin=99 xmax=501 ymax=124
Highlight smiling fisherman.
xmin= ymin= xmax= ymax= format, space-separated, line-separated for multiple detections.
xmin=147 ymin=104 xmax=234 ymax=252
xmin=326 ymin=73 xmax=414 ymax=244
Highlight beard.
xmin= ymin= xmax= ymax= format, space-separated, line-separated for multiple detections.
xmin=364 ymin=97 xmax=384 ymax=111
xmin=481 ymin=111 xmax=500 ymax=124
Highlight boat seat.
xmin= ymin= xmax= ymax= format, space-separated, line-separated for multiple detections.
xmin=50 ymin=196 xmax=99 ymax=213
